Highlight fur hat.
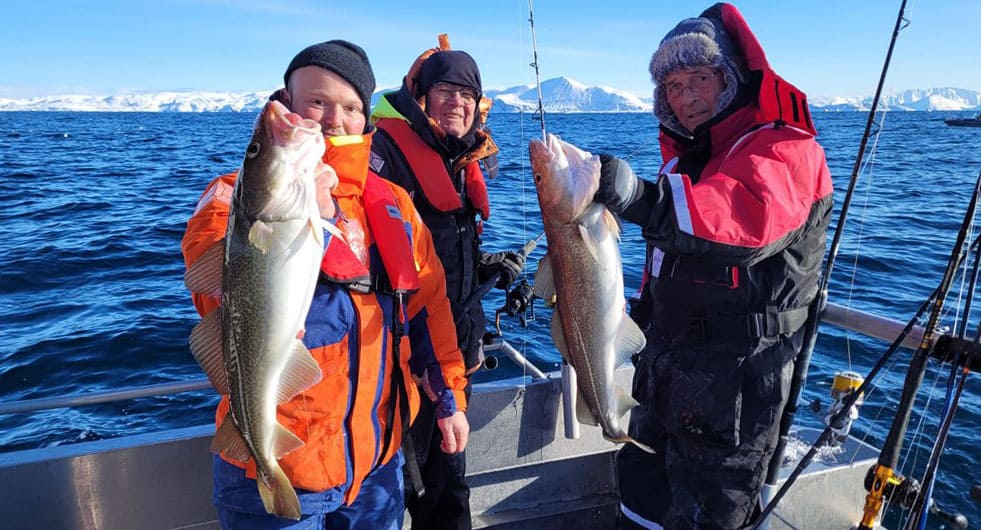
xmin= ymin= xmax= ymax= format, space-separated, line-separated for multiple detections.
xmin=414 ymin=50 xmax=482 ymax=100
xmin=283 ymin=40 xmax=376 ymax=118
xmin=649 ymin=16 xmax=747 ymax=136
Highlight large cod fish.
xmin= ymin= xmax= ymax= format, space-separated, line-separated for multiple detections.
xmin=529 ymin=134 xmax=651 ymax=453
xmin=184 ymin=99 xmax=326 ymax=519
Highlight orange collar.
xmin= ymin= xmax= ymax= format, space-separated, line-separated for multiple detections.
xmin=323 ymin=130 xmax=374 ymax=198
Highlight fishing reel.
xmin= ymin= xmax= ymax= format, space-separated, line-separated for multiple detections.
xmin=810 ymin=371 xmax=864 ymax=446
xmin=494 ymin=278 xmax=537 ymax=335
xmin=863 ymin=468 xmax=921 ymax=509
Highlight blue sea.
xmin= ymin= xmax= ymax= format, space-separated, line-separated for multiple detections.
xmin=1 ymin=110 xmax=980 ymax=526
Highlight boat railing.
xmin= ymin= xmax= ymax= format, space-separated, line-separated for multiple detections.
xmin=0 ymin=301 xmax=927 ymax=418
xmin=0 ymin=337 xmax=548 ymax=417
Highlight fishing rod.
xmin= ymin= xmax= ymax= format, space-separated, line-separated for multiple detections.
xmin=527 ymin=0 xmax=546 ymax=142
xmin=858 ymin=167 xmax=981 ymax=529
xmin=903 ymin=171 xmax=981 ymax=530
xmin=750 ymin=228 xmax=981 ymax=530
xmin=756 ymin=0 xmax=912 ymax=525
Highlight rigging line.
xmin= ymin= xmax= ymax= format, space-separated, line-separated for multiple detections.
xmin=842 ymin=109 xmax=887 ymax=371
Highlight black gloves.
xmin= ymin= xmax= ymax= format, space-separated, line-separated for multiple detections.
xmin=596 ymin=154 xmax=643 ymax=214
xmin=479 ymin=250 xmax=526 ymax=289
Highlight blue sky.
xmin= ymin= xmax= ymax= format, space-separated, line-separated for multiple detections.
xmin=2 ymin=1 xmax=977 ymax=100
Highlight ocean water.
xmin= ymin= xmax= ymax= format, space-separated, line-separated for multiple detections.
xmin=1 ymin=109 xmax=980 ymax=526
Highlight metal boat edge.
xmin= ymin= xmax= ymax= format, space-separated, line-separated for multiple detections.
xmin=0 ymin=302 xmax=906 ymax=529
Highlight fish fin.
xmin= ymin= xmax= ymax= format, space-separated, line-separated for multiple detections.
xmin=210 ymin=415 xmax=251 ymax=462
xmin=575 ymin=390 xmax=599 ymax=426
xmin=615 ymin=386 xmax=640 ymax=419
xmin=550 ymin=309 xmax=571 ymax=364
xmin=532 ymin=252 xmax=557 ymax=306
xmin=273 ymin=423 xmax=306 ymax=458
xmin=614 ymin=318 xmax=647 ymax=368
xmin=276 ymin=341 xmax=324 ymax=404
xmin=310 ymin=216 xmax=325 ymax=247
xmin=257 ymin=465 xmax=302 ymax=520
xmin=577 ymin=223 xmax=600 ymax=262
xmin=183 ymin=239 xmax=224 ymax=297
xmin=189 ymin=309 xmax=230 ymax=394
xmin=322 ymin=217 xmax=346 ymax=242
xmin=602 ymin=208 xmax=622 ymax=241
xmin=249 ymin=220 xmax=275 ymax=253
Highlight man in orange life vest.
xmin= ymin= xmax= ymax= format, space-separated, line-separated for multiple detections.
xmin=181 ymin=40 xmax=470 ymax=529
xmin=370 ymin=49 xmax=523 ymax=529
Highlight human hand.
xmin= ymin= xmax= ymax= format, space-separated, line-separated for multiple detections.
xmin=315 ymin=162 xmax=338 ymax=219
xmin=595 ymin=154 xmax=642 ymax=214
xmin=437 ymin=410 xmax=469 ymax=454
xmin=480 ymin=250 xmax=526 ymax=289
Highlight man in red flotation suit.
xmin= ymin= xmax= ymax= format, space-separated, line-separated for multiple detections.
xmin=182 ymin=39 xmax=470 ymax=530
xmin=583 ymin=4 xmax=834 ymax=529
xmin=370 ymin=45 xmax=524 ymax=530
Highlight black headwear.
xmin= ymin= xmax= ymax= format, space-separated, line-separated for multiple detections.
xmin=283 ymin=40 xmax=376 ymax=118
xmin=414 ymin=50 xmax=482 ymax=100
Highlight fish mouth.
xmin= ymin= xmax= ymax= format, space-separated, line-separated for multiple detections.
xmin=265 ymin=100 xmax=322 ymax=144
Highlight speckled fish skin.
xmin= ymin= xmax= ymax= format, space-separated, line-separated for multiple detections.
xmin=529 ymin=134 xmax=651 ymax=453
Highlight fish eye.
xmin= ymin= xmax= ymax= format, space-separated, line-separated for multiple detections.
xmin=246 ymin=142 xmax=261 ymax=158
xmin=534 ymin=173 xmax=542 ymax=182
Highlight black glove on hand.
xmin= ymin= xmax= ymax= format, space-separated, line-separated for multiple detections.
xmin=479 ymin=250 xmax=526 ymax=289
xmin=596 ymin=154 xmax=643 ymax=214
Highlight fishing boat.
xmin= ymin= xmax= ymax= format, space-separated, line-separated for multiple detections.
xmin=0 ymin=327 xmax=901 ymax=530
xmin=944 ymin=114 xmax=981 ymax=127
xmin=3 ymin=2 xmax=980 ymax=530
xmin=0 ymin=304 xmax=974 ymax=530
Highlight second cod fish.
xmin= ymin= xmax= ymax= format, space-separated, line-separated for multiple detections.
xmin=529 ymin=133 xmax=652 ymax=453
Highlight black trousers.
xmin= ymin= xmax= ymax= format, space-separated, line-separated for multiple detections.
xmin=404 ymin=382 xmax=472 ymax=530
xmin=616 ymin=330 xmax=802 ymax=530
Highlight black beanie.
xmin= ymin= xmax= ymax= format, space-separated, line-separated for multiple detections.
xmin=415 ymin=50 xmax=482 ymax=99
xmin=283 ymin=40 xmax=376 ymax=117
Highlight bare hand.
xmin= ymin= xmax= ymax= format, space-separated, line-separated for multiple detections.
xmin=437 ymin=411 xmax=469 ymax=454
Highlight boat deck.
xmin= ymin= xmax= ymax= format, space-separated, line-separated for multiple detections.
xmin=0 ymin=366 xmax=878 ymax=530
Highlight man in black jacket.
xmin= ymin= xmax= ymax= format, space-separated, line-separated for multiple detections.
xmin=589 ymin=4 xmax=834 ymax=529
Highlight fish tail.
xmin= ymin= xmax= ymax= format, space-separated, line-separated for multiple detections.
xmin=628 ymin=437 xmax=656 ymax=455
xmin=257 ymin=466 xmax=302 ymax=520
xmin=604 ymin=430 xmax=656 ymax=455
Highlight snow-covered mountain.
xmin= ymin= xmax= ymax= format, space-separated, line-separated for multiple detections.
xmin=2 ymin=82 xmax=979 ymax=113
xmin=0 ymin=91 xmax=271 ymax=112
xmin=809 ymin=87 xmax=981 ymax=112
xmin=484 ymin=77 xmax=649 ymax=113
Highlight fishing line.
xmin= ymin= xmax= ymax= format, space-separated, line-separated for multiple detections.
xmin=841 ymin=109 xmax=888 ymax=372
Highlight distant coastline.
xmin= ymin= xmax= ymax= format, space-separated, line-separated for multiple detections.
xmin=2 ymin=79 xmax=979 ymax=113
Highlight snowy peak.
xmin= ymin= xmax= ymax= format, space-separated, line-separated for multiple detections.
xmin=0 ymin=91 xmax=271 ymax=112
xmin=485 ymin=76 xmax=648 ymax=113
xmin=2 ymin=83 xmax=980 ymax=113
xmin=808 ymin=87 xmax=981 ymax=111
